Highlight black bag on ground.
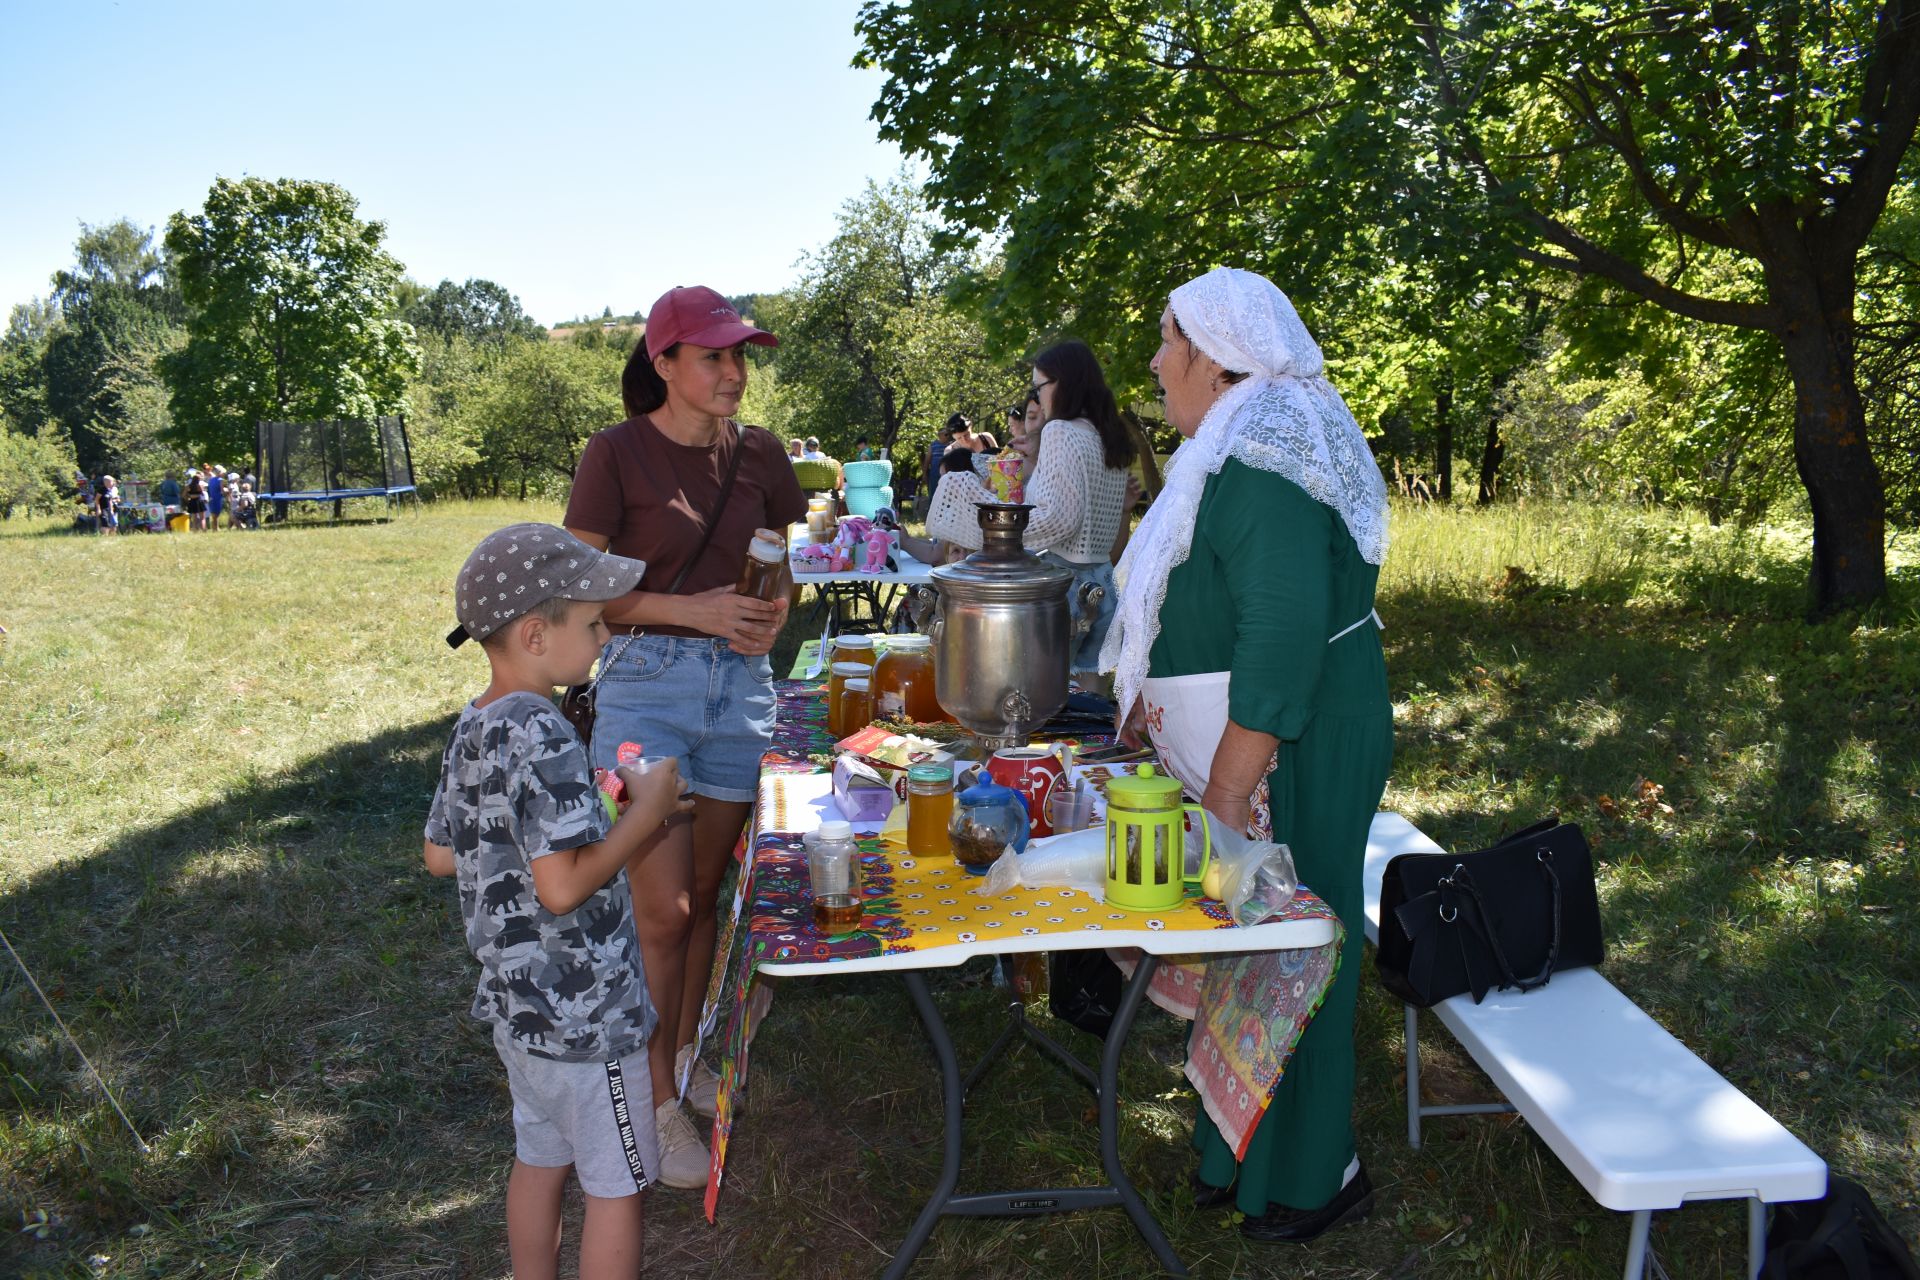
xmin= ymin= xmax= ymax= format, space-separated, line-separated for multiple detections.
xmin=1762 ymin=1177 xmax=1920 ymax=1280
xmin=1376 ymin=817 xmax=1603 ymax=1006
xmin=1049 ymin=949 xmax=1125 ymax=1037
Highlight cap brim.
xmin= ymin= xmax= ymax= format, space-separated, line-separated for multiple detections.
xmin=558 ymin=549 xmax=647 ymax=602
xmin=680 ymin=321 xmax=778 ymax=351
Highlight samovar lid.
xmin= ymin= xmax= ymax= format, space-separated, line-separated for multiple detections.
xmin=930 ymin=501 xmax=1072 ymax=602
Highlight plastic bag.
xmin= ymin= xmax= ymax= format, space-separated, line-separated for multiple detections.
xmin=1187 ymin=811 xmax=1300 ymax=925
xmin=976 ymin=826 xmax=1107 ymax=901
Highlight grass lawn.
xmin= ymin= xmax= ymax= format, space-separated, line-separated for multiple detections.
xmin=1 ymin=498 xmax=1915 ymax=1278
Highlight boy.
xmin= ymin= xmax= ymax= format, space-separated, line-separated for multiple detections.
xmin=424 ymin=523 xmax=690 ymax=1280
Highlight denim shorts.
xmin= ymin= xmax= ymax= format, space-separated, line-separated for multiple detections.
xmin=1041 ymin=553 xmax=1117 ymax=674
xmin=589 ymin=634 xmax=775 ymax=804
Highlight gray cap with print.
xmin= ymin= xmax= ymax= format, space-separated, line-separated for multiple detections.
xmin=447 ymin=522 xmax=646 ymax=648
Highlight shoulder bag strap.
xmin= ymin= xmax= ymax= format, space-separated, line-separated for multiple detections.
xmin=584 ymin=421 xmax=748 ymax=705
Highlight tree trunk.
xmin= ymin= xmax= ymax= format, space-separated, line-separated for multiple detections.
xmin=1476 ymin=412 xmax=1503 ymax=504
xmin=1773 ymin=285 xmax=1886 ymax=610
xmin=1433 ymin=374 xmax=1453 ymax=502
xmin=1122 ymin=411 xmax=1164 ymax=496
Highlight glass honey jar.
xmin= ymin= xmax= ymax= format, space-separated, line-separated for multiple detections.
xmin=871 ymin=633 xmax=943 ymax=723
xmin=905 ymin=763 xmax=955 ymax=859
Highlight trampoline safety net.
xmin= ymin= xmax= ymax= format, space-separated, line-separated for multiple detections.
xmin=256 ymin=417 xmax=417 ymax=501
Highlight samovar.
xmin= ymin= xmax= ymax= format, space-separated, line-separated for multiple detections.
xmin=914 ymin=503 xmax=1103 ymax=750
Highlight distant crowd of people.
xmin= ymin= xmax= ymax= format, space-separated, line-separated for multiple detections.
xmin=75 ymin=461 xmax=260 ymax=534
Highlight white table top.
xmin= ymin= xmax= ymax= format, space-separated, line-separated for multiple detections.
xmin=788 ymin=530 xmax=936 ymax=587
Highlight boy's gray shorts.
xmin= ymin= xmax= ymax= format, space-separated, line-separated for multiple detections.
xmin=494 ymin=1027 xmax=660 ymax=1197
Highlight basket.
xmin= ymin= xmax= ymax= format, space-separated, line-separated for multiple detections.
xmin=840 ymin=459 xmax=894 ymax=488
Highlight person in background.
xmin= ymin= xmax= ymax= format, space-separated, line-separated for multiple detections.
xmin=969 ymin=429 xmax=999 ymax=454
xmin=564 ymin=284 xmax=805 ymax=1190
xmin=96 ymin=475 xmax=120 ymax=535
xmin=927 ymin=416 xmax=962 ymax=495
xmin=183 ymin=468 xmax=207 ymax=531
xmin=801 ymin=437 xmax=826 ymax=461
xmin=787 ymin=438 xmax=805 ymax=460
xmin=158 ymin=471 xmax=181 ymax=513
xmin=987 ymin=390 xmax=1040 ymax=502
xmin=206 ymin=465 xmax=226 ymax=532
xmin=927 ymin=340 xmax=1134 ymax=681
xmin=853 ymin=436 xmax=875 ymax=461
xmin=235 ymin=483 xmax=259 ymax=529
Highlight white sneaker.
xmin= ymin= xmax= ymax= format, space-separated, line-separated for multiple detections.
xmin=654 ymin=1099 xmax=710 ymax=1189
xmin=676 ymin=1043 xmax=723 ymax=1120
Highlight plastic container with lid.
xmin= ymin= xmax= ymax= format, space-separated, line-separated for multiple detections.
xmin=871 ymin=633 xmax=944 ymax=723
xmin=906 ymin=763 xmax=955 ymax=859
xmin=827 ymin=661 xmax=869 ymax=737
xmin=805 ymin=819 xmax=863 ymax=933
xmin=839 ymin=677 xmax=873 ymax=736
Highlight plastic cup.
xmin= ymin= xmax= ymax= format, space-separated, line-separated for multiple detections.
xmin=1045 ymin=789 xmax=1098 ymax=834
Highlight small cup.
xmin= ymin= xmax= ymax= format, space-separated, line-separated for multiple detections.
xmin=630 ymin=755 xmax=692 ymax=797
xmin=1045 ymin=789 xmax=1098 ymax=834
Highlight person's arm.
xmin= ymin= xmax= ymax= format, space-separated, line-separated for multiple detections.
xmin=1018 ymin=425 xmax=1089 ymax=552
xmin=923 ymin=470 xmax=995 ymax=551
xmin=423 ymin=840 xmax=455 ymax=877
xmin=1201 ymin=462 xmax=1335 ymax=826
xmin=528 ymin=760 xmax=693 ymax=915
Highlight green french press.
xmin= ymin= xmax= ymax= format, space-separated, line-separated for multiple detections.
xmin=1103 ymin=764 xmax=1212 ymax=912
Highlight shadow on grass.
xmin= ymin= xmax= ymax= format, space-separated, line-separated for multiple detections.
xmin=0 ymin=712 xmax=515 ymax=1276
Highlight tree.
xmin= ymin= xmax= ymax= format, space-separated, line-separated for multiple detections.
xmin=0 ymin=412 xmax=78 ymax=519
xmin=768 ymin=174 xmax=1024 ymax=482
xmin=858 ymin=0 xmax=1920 ymax=609
xmin=33 ymin=221 xmax=185 ymax=472
xmin=458 ymin=340 xmax=624 ymax=500
xmin=405 ymin=278 xmax=543 ymax=346
xmin=161 ymin=178 xmax=418 ymax=461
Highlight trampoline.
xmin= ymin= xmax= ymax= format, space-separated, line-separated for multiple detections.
xmin=255 ymin=416 xmax=419 ymax=520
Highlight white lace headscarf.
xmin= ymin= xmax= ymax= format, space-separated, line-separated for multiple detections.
xmin=1099 ymin=267 xmax=1389 ymax=720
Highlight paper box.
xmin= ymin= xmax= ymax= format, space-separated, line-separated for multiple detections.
xmin=833 ymin=754 xmax=897 ymax=826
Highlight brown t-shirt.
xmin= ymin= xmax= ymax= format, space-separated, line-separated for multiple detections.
xmin=564 ymin=416 xmax=807 ymax=637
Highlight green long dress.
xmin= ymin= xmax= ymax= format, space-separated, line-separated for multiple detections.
xmin=1146 ymin=458 xmax=1394 ymax=1215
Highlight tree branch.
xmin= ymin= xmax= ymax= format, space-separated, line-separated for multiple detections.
xmin=1829 ymin=0 xmax=1920 ymax=252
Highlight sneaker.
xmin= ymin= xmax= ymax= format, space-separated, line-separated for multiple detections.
xmin=653 ymin=1099 xmax=710 ymax=1189
xmin=676 ymin=1043 xmax=723 ymax=1120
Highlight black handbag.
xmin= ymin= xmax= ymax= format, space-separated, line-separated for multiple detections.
xmin=560 ymin=426 xmax=744 ymax=741
xmin=1376 ymin=818 xmax=1604 ymax=1006
xmin=1762 ymin=1176 xmax=1920 ymax=1280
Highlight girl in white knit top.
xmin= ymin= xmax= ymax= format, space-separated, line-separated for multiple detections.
xmin=926 ymin=340 xmax=1137 ymax=673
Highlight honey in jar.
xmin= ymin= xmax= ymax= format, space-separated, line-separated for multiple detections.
xmin=827 ymin=661 xmax=868 ymax=738
xmin=840 ymin=677 xmax=873 ymax=735
xmin=906 ymin=763 xmax=955 ymax=859
xmin=871 ymin=633 xmax=943 ymax=723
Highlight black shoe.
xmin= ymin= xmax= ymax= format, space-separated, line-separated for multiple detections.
xmin=1190 ymin=1170 xmax=1237 ymax=1210
xmin=1239 ymin=1166 xmax=1374 ymax=1244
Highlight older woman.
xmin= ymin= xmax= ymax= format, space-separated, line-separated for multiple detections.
xmin=1103 ymin=268 xmax=1391 ymax=1243
xmin=564 ymin=285 xmax=806 ymax=1189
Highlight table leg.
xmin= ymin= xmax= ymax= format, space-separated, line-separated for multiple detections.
xmin=1100 ymin=954 xmax=1188 ymax=1277
xmin=884 ymin=971 xmax=965 ymax=1280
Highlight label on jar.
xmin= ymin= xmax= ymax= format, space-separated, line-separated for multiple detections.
xmin=877 ymin=690 xmax=904 ymax=719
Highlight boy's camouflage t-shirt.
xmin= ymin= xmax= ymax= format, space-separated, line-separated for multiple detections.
xmin=426 ymin=692 xmax=656 ymax=1062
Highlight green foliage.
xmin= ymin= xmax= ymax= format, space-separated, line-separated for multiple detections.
xmin=454 ymin=339 xmax=624 ymax=500
xmin=404 ymin=277 xmax=543 ymax=345
xmin=764 ymin=174 xmax=1026 ymax=485
xmin=160 ymin=178 xmax=418 ymax=461
xmin=859 ymin=0 xmax=1920 ymax=601
xmin=0 ymin=412 xmax=79 ymax=518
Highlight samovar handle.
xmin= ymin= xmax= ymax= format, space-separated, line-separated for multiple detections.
xmin=1072 ymin=581 xmax=1106 ymax=638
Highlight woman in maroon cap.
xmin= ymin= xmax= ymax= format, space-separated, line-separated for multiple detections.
xmin=565 ymin=285 xmax=806 ymax=1189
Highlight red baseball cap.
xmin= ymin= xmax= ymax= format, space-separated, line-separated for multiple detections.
xmin=644 ymin=285 xmax=779 ymax=359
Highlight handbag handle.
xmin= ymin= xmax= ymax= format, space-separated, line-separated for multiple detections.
xmin=1441 ymin=846 xmax=1564 ymax=994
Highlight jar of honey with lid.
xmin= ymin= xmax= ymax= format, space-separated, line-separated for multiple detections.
xmin=871 ymin=633 xmax=942 ymax=723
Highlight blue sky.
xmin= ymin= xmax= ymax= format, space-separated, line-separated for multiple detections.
xmin=0 ymin=0 xmax=906 ymax=326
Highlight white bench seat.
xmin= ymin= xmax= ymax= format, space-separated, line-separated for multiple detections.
xmin=1364 ymin=813 xmax=1826 ymax=1280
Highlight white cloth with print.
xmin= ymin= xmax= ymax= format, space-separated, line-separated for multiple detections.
xmin=1099 ymin=267 xmax=1389 ymax=723
xmin=925 ymin=418 xmax=1129 ymax=564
